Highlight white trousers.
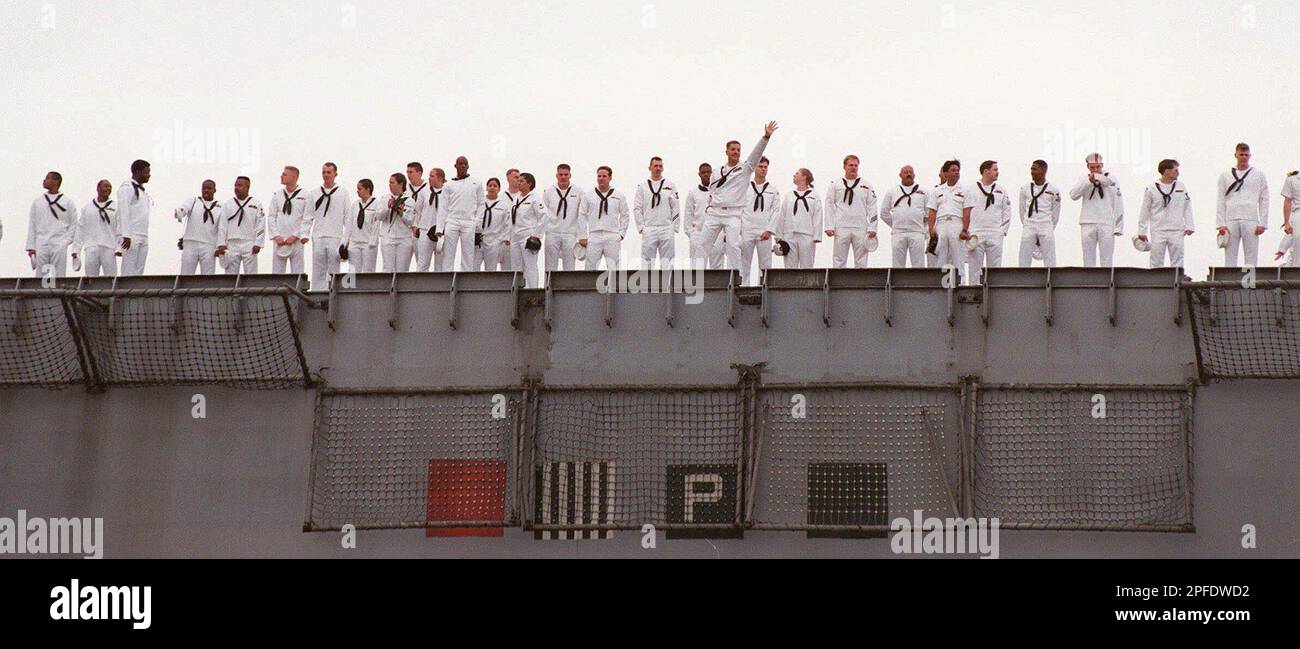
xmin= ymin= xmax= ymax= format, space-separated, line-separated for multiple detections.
xmin=1080 ymin=223 xmax=1116 ymax=267
xmin=640 ymin=229 xmax=675 ymax=270
xmin=180 ymin=241 xmax=216 ymax=275
xmin=33 ymin=245 xmax=67 ymax=277
xmin=381 ymin=238 xmax=415 ymax=272
xmin=1018 ymin=226 xmax=1057 ymax=267
xmin=479 ymin=239 xmax=508 ymax=271
xmin=510 ymin=241 xmax=541 ymax=287
xmin=1224 ymin=220 xmax=1260 ymax=267
xmin=932 ymin=219 xmax=965 ymax=277
xmin=83 ymin=246 xmax=117 ymax=277
xmin=546 ymin=233 xmax=577 ymax=271
xmin=347 ymin=245 xmax=377 ymax=273
xmin=311 ymin=237 xmax=342 ymax=289
xmin=271 ymin=242 xmax=305 ymax=274
xmin=832 ymin=228 xmax=871 ymax=268
xmin=783 ymin=234 xmax=816 ymax=269
xmin=584 ymin=232 xmax=622 ymax=271
xmin=415 ymin=229 xmax=436 ymax=271
xmin=220 ymin=247 xmax=258 ymax=275
xmin=1149 ymin=230 xmax=1185 ymax=268
xmin=700 ymin=207 xmax=743 ymax=271
xmin=441 ymin=223 xmax=477 ymax=271
xmin=120 ymin=241 xmax=148 ymax=275
xmin=892 ymin=231 xmax=926 ymax=268
xmin=965 ymin=232 xmax=1003 ymax=284
xmin=738 ymin=232 xmax=772 ymax=284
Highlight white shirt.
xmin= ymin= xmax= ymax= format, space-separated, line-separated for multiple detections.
xmin=74 ymin=198 xmax=121 ymax=252
xmin=926 ymin=182 xmax=966 ymax=222
xmin=116 ymin=180 xmax=152 ymax=241
xmin=176 ymin=197 xmax=221 ymax=246
xmin=1139 ymin=181 xmax=1194 ymax=234
xmin=773 ymin=189 xmax=824 ymax=239
xmin=634 ymin=178 xmax=681 ymax=234
xmin=579 ymin=187 xmax=630 ymax=237
xmin=880 ymin=184 xmax=929 ymax=234
xmin=303 ymin=185 xmax=353 ymax=241
xmin=439 ymin=175 xmax=485 ymax=230
xmin=378 ymin=192 xmax=416 ymax=243
xmin=684 ymin=183 xmax=711 ymax=234
xmin=479 ymin=196 xmax=511 ymax=241
xmin=741 ymin=180 xmax=780 ymax=236
xmin=406 ymin=182 xmax=435 ymax=232
xmin=216 ymin=196 xmax=266 ymax=247
xmin=543 ymin=184 xmax=584 ymax=235
xmin=1216 ymin=167 xmax=1269 ymax=226
xmin=825 ymin=177 xmax=879 ymax=232
xmin=268 ymin=187 xmax=310 ymax=241
xmin=963 ymin=181 xmax=1012 ymax=235
xmin=1281 ymin=172 xmax=1300 ymax=226
xmin=709 ymin=137 xmax=771 ymax=209
xmin=1069 ymin=172 xmax=1124 ymax=229
xmin=1018 ymin=181 xmax=1062 ymax=228
xmin=510 ymin=191 xmax=550 ymax=240
xmin=26 ymin=192 xmax=76 ymax=250
xmin=345 ymin=196 xmax=384 ymax=248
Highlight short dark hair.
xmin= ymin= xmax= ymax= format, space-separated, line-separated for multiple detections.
xmin=1235 ymin=142 xmax=1250 ymax=153
xmin=487 ymin=177 xmax=501 ymax=187
xmin=759 ymin=157 xmax=769 ymax=165
xmin=557 ymin=163 xmax=571 ymax=172
xmin=597 ymin=165 xmax=613 ymax=176
xmin=324 ymin=162 xmax=338 ymax=172
xmin=235 ymin=175 xmax=251 ymax=184
xmin=520 ymin=172 xmax=537 ymax=191
xmin=979 ymin=160 xmax=996 ymax=174
xmin=698 ymin=162 xmax=712 ymax=171
xmin=130 ymin=159 xmax=150 ymax=174
xmin=47 ymin=171 xmax=63 ymax=187
xmin=407 ymin=162 xmax=423 ymax=173
xmin=1157 ymin=159 xmax=1179 ymax=174
xmin=726 ymin=140 xmax=741 ymax=149
xmin=649 ymin=156 xmax=663 ymax=164
xmin=1032 ymin=159 xmax=1048 ymax=171
xmin=284 ymin=165 xmax=300 ymax=176
xmin=941 ymin=159 xmax=961 ymax=173
xmin=358 ymin=178 xmax=374 ymax=193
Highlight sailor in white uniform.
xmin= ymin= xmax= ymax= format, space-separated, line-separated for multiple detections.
xmin=175 ymin=179 xmax=221 ymax=275
xmin=684 ymin=163 xmax=720 ymax=269
xmin=578 ymin=166 xmax=630 ymax=271
xmin=342 ymin=178 xmax=383 ymax=273
xmin=824 ymin=154 xmax=879 ymax=268
xmin=699 ymin=121 xmax=779 ymax=272
xmin=738 ymin=157 xmax=779 ymax=283
xmin=439 ymin=157 xmax=486 ymax=272
xmin=268 ymin=165 xmax=309 ymax=274
xmin=543 ymin=164 xmax=583 ymax=273
xmin=634 ymin=156 xmax=681 ymax=271
xmin=26 ymin=171 xmax=77 ymax=277
xmin=303 ymin=162 xmax=353 ymax=289
xmin=879 ymin=166 xmax=928 ymax=268
xmin=961 ymin=160 xmax=1012 ymax=283
xmin=116 ymin=159 xmax=153 ymax=275
xmin=771 ymin=168 xmax=822 ymax=269
xmin=509 ymin=172 xmax=551 ymax=288
xmin=379 ymin=174 xmax=417 ymax=272
xmin=74 ymin=179 xmax=121 ymax=277
xmin=215 ymin=176 xmax=266 ymax=275
xmin=927 ymin=160 xmax=966 ymax=278
xmin=1017 ymin=160 xmax=1062 ymax=267
xmin=1280 ymin=170 xmax=1299 ymax=267
xmin=1216 ymin=143 xmax=1269 ymax=267
xmin=1138 ymin=159 xmax=1195 ymax=269
xmin=477 ymin=177 xmax=512 ymax=271
xmin=1069 ymin=153 xmax=1124 ymax=267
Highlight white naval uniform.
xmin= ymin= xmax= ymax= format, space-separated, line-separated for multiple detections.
xmin=579 ymin=187 xmax=629 ymax=271
xmin=176 ymin=197 xmax=221 ymax=275
xmin=26 ymin=192 xmax=76 ymax=277
xmin=543 ymin=184 xmax=583 ymax=272
xmin=343 ymin=196 xmax=383 ymax=273
xmin=772 ymin=189 xmax=823 ymax=269
xmin=304 ymin=185 xmax=353 ymax=289
xmin=413 ymin=184 xmax=441 ymax=271
xmin=1139 ymin=180 xmax=1194 ymax=268
xmin=116 ymin=180 xmax=152 ymax=274
xmin=701 ymin=137 xmax=771 ymax=271
xmin=684 ymin=183 xmax=722 ymax=268
xmin=267 ymin=187 xmax=309 ymax=274
xmin=962 ymin=181 xmax=1012 ymax=283
xmin=1216 ymin=167 xmax=1269 ymax=267
xmin=1069 ymin=172 xmax=1124 ymax=267
xmin=216 ymin=196 xmax=266 ymax=274
xmin=880 ymin=184 xmax=928 ymax=268
xmin=477 ymin=198 xmax=511 ymax=271
xmin=926 ymin=182 xmax=966 ymax=275
xmin=1017 ymin=181 xmax=1062 ymax=267
xmin=74 ymin=199 xmax=121 ymax=277
xmin=738 ymin=180 xmax=780 ymax=283
xmin=438 ymin=176 xmax=485 ymax=272
xmin=1281 ymin=172 xmax=1300 ymax=267
xmin=825 ymin=177 xmax=879 ymax=268
xmin=509 ymin=191 xmax=550 ymax=287
xmin=635 ymin=178 xmax=681 ymax=270
xmin=378 ymin=192 xmax=417 ymax=272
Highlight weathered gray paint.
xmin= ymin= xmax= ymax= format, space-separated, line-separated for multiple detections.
xmin=1 ymin=268 xmax=1295 ymax=557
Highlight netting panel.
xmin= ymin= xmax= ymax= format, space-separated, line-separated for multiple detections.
xmin=0 ymin=297 xmax=84 ymax=387
xmin=754 ymin=387 xmax=963 ymax=529
xmin=1189 ymin=287 xmax=1300 ymax=378
xmin=308 ymin=391 xmax=519 ymax=530
xmin=73 ymin=295 xmax=305 ymax=388
xmin=532 ymin=389 xmax=743 ymax=529
xmin=974 ymin=388 xmax=1190 ymax=529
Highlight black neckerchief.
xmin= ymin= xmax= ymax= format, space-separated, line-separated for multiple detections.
xmin=793 ymin=190 xmax=812 ymax=214
xmin=1029 ymin=183 xmax=1048 ymax=215
xmin=44 ymin=194 xmax=68 ymax=219
xmin=282 ymin=188 xmax=301 ymax=215
xmin=229 ymin=196 xmax=253 ymax=227
xmin=751 ymin=181 xmax=769 ymax=212
xmin=894 ymin=184 xmax=920 ymax=208
xmin=1226 ymin=168 xmax=1251 ymax=196
xmin=841 ymin=178 xmax=861 ymax=206
xmin=647 ymin=179 xmax=666 ymax=209
xmin=96 ymin=199 xmax=113 ymax=223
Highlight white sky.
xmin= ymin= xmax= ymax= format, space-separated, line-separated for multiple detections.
xmin=2 ymin=0 xmax=1297 ymax=278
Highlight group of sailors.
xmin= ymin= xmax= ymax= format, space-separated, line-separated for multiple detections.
xmin=11 ymin=123 xmax=1298 ymax=289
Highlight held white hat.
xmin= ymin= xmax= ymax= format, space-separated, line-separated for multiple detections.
xmin=1132 ymin=235 xmax=1151 ymax=252
xmin=964 ymin=233 xmax=979 ymax=252
xmin=436 ymin=236 xmax=446 ymax=254
xmin=276 ymin=241 xmax=294 ymax=258
xmin=574 ymin=240 xmax=587 ymax=262
xmin=1216 ymin=231 xmax=1229 ymax=249
xmin=1031 ymin=241 xmax=1044 ymax=261
xmin=866 ymin=234 xmax=879 ymax=253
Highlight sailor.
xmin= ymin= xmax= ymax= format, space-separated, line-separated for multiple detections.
xmin=824 ymin=154 xmax=879 ymax=268
xmin=303 ymin=162 xmax=353 ymax=289
xmin=422 ymin=168 xmax=446 ymax=271
xmin=1216 ymin=142 xmax=1269 ymax=267
xmin=1069 ymin=153 xmax=1125 ymax=267
xmin=1017 ymin=160 xmax=1062 ymax=267
xmin=403 ymin=162 xmax=431 ymax=272
xmin=698 ymin=121 xmax=779 ymax=271
xmin=342 ymin=178 xmax=384 ymax=273
xmin=683 ymin=163 xmax=720 ymax=268
xmin=74 ymin=179 xmax=121 ymax=277
xmin=578 ymin=166 xmax=630 ymax=271
xmin=215 ymin=176 xmax=266 ymax=275
xmin=117 ymin=159 xmax=153 ymax=275
xmin=927 ymin=160 xmax=966 ymax=278
xmin=175 ymin=179 xmax=221 ymax=275
xmin=738 ymin=157 xmax=780 ymax=283
xmin=771 ymin=168 xmax=822 ymax=269
xmin=634 ymin=156 xmax=682 ymax=271
xmin=509 ymin=172 xmax=551 ymax=287
xmin=1137 ymin=159 xmax=1195 ymax=269
xmin=542 ymin=163 xmax=583 ymax=272
xmin=961 ymin=160 xmax=1012 ymax=283
xmin=379 ymin=174 xmax=417 ymax=272
xmin=1280 ymin=170 xmax=1298 ymax=267
xmin=268 ymin=165 xmax=309 ymax=274
xmin=477 ymin=177 xmax=512 ymax=271
xmin=439 ymin=156 xmax=486 ymax=271
xmin=879 ymin=165 xmax=928 ymax=268
xmin=25 ymin=171 xmax=77 ymax=277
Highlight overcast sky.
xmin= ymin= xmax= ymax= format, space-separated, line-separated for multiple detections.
xmin=2 ymin=0 xmax=1297 ymax=278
